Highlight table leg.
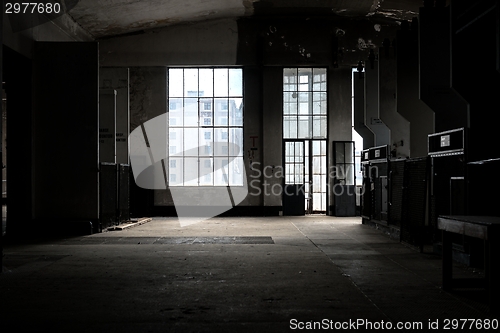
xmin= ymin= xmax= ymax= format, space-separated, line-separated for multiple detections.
xmin=488 ymin=234 xmax=499 ymax=315
xmin=442 ymin=230 xmax=452 ymax=291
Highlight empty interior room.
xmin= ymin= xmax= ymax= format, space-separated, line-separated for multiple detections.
xmin=1 ymin=0 xmax=500 ymax=332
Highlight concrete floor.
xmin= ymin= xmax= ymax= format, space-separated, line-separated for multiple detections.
xmin=0 ymin=216 xmax=495 ymax=332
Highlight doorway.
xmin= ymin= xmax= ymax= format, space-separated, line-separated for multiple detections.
xmin=283 ymin=139 xmax=327 ymax=215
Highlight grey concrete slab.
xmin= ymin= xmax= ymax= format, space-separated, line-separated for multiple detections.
xmin=1 ymin=216 xmax=494 ymax=332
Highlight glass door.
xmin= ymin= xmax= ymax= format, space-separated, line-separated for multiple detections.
xmin=283 ymin=140 xmax=305 ymax=216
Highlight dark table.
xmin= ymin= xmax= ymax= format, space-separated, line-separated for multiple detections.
xmin=438 ymin=215 xmax=500 ymax=314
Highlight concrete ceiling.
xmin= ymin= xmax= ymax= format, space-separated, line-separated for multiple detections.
xmin=68 ymin=0 xmax=426 ymax=39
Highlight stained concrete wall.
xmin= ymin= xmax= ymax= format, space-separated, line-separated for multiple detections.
xmin=364 ymin=58 xmax=390 ymax=147
xmin=100 ymin=68 xmax=130 ymax=164
xmin=99 ymin=19 xmax=239 ymax=67
xmin=99 ymin=90 xmax=116 ymax=163
xmin=2 ymin=11 xmax=92 ymax=59
xmin=128 ymin=67 xmax=170 ymax=207
xmin=378 ymin=46 xmax=410 ymax=158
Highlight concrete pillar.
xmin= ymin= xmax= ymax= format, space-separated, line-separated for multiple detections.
xmin=396 ymin=26 xmax=435 ymax=158
xmin=329 ymin=67 xmax=353 ymax=143
xmin=329 ymin=67 xmax=354 ymax=213
xmin=241 ymin=66 xmax=263 ymax=207
xmin=379 ymin=45 xmax=410 ymax=158
xmin=419 ymin=6 xmax=468 ymax=134
xmin=262 ymin=67 xmax=283 ymax=209
xmin=365 ymin=57 xmax=390 ymax=147
xmin=353 ymin=72 xmax=374 ymax=149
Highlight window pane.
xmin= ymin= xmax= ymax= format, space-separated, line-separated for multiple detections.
xmin=169 ymin=158 xmax=183 ymax=186
xmin=199 ymin=98 xmax=213 ymax=126
xmin=313 ymin=116 xmax=327 ymax=138
xmin=298 ymin=116 xmax=311 ymax=138
xmin=346 ymin=164 xmax=354 ymax=185
xmin=184 ymin=157 xmax=198 ymax=186
xmin=169 ymin=128 xmax=183 ymax=156
xmin=313 ymin=92 xmax=327 ymax=115
xmin=214 ymin=68 xmax=228 ymax=97
xmin=336 ymin=143 xmax=345 ymax=163
xmin=214 ymin=128 xmax=228 ymax=156
xmin=229 ymin=157 xmax=244 ymax=186
xmin=283 ymin=116 xmax=297 ymax=139
xmin=311 ymin=116 xmax=327 ymax=139
xmin=199 ymin=68 xmax=213 ymax=97
xmin=229 ymin=128 xmax=243 ymax=156
xmin=184 ymin=98 xmax=198 ymax=126
xmin=184 ymin=128 xmax=198 ymax=156
xmin=229 ymin=98 xmax=243 ymax=126
xmin=169 ymin=98 xmax=183 ymax=127
xmin=199 ymin=158 xmax=213 ymax=186
xmin=313 ymin=68 xmax=327 ymax=91
xmin=229 ymin=69 xmax=243 ymax=97
xmin=169 ymin=69 xmax=183 ymax=97
xmin=184 ymin=69 xmax=198 ymax=97
xmin=321 ymin=140 xmax=326 ymax=155
xmin=313 ymin=193 xmax=321 ymax=211
xmin=345 ymin=142 xmax=354 ymax=163
xmin=298 ymin=68 xmax=312 ymax=91
xmin=283 ymin=68 xmax=297 ymax=91
xmin=294 ymin=164 xmax=303 ymax=183
xmin=320 ymin=116 xmax=327 ymax=138
xmin=214 ymin=157 xmax=229 ymax=185
xmin=214 ymin=98 xmax=228 ymax=126
xmin=199 ymin=128 xmax=213 ymax=157
xmin=298 ymin=92 xmax=310 ymax=114
xmin=283 ymin=92 xmax=297 ymax=115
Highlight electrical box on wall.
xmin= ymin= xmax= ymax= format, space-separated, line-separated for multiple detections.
xmin=428 ymin=128 xmax=465 ymax=157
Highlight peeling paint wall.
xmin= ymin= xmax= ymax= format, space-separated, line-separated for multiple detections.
xmin=128 ymin=67 xmax=172 ymax=207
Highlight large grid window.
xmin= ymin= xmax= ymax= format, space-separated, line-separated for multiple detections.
xmin=168 ymin=68 xmax=243 ymax=186
xmin=283 ymin=68 xmax=327 ymax=139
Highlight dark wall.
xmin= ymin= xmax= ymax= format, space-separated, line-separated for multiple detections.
xmin=396 ymin=22 xmax=435 ymax=158
xmin=33 ymin=42 xmax=99 ymax=224
xmin=419 ymin=6 xmax=469 ymax=133
xmin=450 ymin=0 xmax=500 ymax=162
xmin=3 ymin=47 xmax=33 ymax=232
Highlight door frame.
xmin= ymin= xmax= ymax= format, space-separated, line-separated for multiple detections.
xmin=282 ymin=139 xmax=328 ymax=215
